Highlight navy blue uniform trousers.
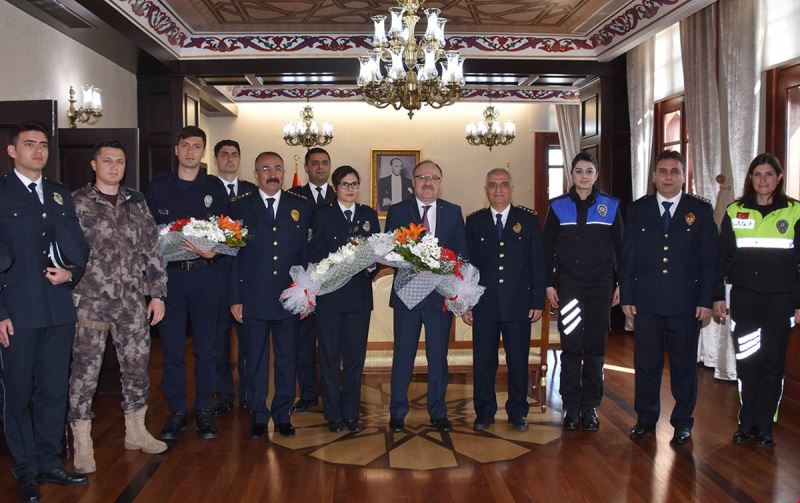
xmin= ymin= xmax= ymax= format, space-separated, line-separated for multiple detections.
xmin=633 ymin=312 xmax=700 ymax=429
xmin=161 ymin=264 xmax=220 ymax=412
xmin=472 ymin=320 xmax=531 ymax=419
xmin=295 ymin=314 xmax=320 ymax=402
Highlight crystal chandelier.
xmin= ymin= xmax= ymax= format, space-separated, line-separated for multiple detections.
xmin=465 ymin=105 xmax=515 ymax=151
xmin=357 ymin=0 xmax=465 ymax=119
xmin=283 ymin=105 xmax=333 ymax=148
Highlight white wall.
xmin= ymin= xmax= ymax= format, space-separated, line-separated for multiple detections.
xmin=206 ymin=101 xmax=557 ymax=214
xmin=0 ymin=1 xmax=137 ymax=128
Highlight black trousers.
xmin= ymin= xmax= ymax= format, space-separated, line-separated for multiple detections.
xmin=315 ymin=308 xmax=370 ymax=422
xmin=242 ymin=317 xmax=298 ymax=424
xmin=1 ymin=323 xmax=74 ymax=477
xmin=472 ymin=319 xmax=531 ymax=419
xmin=730 ymin=287 xmax=794 ymax=435
xmin=214 ymin=296 xmax=247 ymax=403
xmin=557 ymin=281 xmax=613 ymax=412
xmin=295 ymin=314 xmax=320 ymax=401
xmin=633 ymin=312 xmax=700 ymax=429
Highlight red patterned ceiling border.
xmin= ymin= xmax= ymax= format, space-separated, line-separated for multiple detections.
xmin=232 ymin=86 xmax=580 ymax=102
xmin=118 ymin=0 xmax=189 ymax=48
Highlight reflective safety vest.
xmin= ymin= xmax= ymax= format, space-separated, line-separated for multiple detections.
xmin=727 ymin=201 xmax=800 ymax=250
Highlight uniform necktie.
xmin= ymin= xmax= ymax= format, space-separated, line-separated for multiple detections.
xmin=227 ymin=183 xmax=235 ymax=198
xmin=662 ymin=201 xmax=673 ymax=233
xmin=495 ymin=213 xmax=504 ymax=240
xmin=344 ymin=209 xmax=353 ymax=224
xmin=28 ymin=182 xmax=42 ymax=205
xmin=422 ymin=205 xmax=432 ymax=233
xmin=267 ymin=197 xmax=275 ymax=222
xmin=315 ymin=186 xmax=324 ymax=205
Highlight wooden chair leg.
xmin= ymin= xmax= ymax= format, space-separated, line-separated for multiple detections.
xmin=540 ymin=363 xmax=547 ymax=413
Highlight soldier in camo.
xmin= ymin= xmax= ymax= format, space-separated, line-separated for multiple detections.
xmin=68 ymin=141 xmax=168 ymax=474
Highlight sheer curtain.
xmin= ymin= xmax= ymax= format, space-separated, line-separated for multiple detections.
xmin=627 ymin=38 xmax=655 ymax=199
xmin=554 ymin=104 xmax=580 ymax=187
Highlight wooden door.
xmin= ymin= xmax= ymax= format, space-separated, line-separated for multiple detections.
xmin=0 ymin=100 xmax=59 ymax=180
xmin=58 ymin=128 xmax=140 ymax=192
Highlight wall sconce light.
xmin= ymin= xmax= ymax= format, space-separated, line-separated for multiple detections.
xmin=67 ymin=85 xmax=103 ymax=128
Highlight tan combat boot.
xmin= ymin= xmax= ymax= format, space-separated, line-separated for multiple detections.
xmin=124 ymin=405 xmax=168 ymax=454
xmin=70 ymin=419 xmax=96 ymax=474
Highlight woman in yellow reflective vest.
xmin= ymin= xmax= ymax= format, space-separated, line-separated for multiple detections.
xmin=714 ymin=153 xmax=800 ymax=448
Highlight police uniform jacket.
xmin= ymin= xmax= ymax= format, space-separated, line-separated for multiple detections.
xmin=619 ymin=193 xmax=718 ymax=316
xmin=309 ymin=202 xmax=380 ymax=313
xmin=0 ymin=174 xmax=89 ymax=327
xmin=466 ymin=205 xmax=546 ymax=321
xmin=542 ymin=187 xmax=623 ymax=286
xmin=145 ymin=170 xmax=230 ymax=226
xmin=385 ymin=198 xmax=468 ymax=311
xmin=288 ymin=183 xmax=335 ymax=207
xmin=230 ymin=190 xmax=312 ymax=320
xmin=212 ymin=176 xmax=258 ymax=200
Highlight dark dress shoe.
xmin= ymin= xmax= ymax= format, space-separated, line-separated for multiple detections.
xmin=36 ymin=467 xmax=89 ymax=486
xmin=732 ymin=430 xmax=751 ymax=444
xmin=328 ymin=421 xmax=344 ymax=432
xmin=473 ymin=416 xmax=494 ymax=431
xmin=389 ymin=417 xmax=404 ymax=433
xmin=629 ymin=422 xmax=656 ymax=439
xmin=754 ymin=433 xmax=775 ymax=448
xmin=196 ymin=410 xmax=218 ymax=440
xmin=17 ymin=473 xmax=40 ymax=502
xmin=431 ymin=417 xmax=453 ymax=432
xmin=249 ymin=421 xmax=267 ymax=438
xmin=290 ymin=398 xmax=318 ymax=413
xmin=239 ymin=401 xmax=249 ymax=410
xmin=344 ymin=419 xmax=363 ymax=433
xmin=276 ymin=422 xmax=295 ymax=437
xmin=211 ymin=400 xmax=234 ymax=416
xmin=510 ymin=417 xmax=529 ymax=432
xmin=671 ymin=427 xmax=692 ymax=445
xmin=582 ymin=408 xmax=600 ymax=431
xmin=159 ymin=411 xmax=188 ymax=440
xmin=563 ymin=411 xmax=580 ymax=431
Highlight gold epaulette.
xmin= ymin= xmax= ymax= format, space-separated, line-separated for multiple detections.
xmin=687 ymin=193 xmax=711 ymax=204
xmin=516 ymin=205 xmax=538 ymax=215
xmin=466 ymin=208 xmax=487 ymax=218
xmin=231 ymin=191 xmax=255 ymax=203
xmin=285 ymin=190 xmax=307 ymax=200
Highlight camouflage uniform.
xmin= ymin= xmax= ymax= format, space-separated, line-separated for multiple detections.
xmin=68 ymin=185 xmax=167 ymax=420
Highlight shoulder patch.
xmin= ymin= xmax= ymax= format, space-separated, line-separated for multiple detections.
xmin=687 ymin=193 xmax=711 ymax=204
xmin=232 ymin=191 xmax=256 ymax=203
xmin=516 ymin=205 xmax=538 ymax=216
xmin=285 ymin=190 xmax=307 ymax=200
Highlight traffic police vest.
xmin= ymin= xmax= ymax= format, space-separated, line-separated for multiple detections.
xmin=727 ymin=201 xmax=800 ymax=249
xmin=551 ymin=192 xmax=619 ymax=226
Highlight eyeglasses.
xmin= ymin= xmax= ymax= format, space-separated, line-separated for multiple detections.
xmin=339 ymin=181 xmax=360 ymax=189
xmin=414 ymin=175 xmax=442 ymax=183
xmin=256 ymin=166 xmax=283 ymax=173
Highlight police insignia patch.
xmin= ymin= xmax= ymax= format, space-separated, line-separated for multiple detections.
xmin=597 ymin=204 xmax=607 ymax=217
xmin=291 ymin=209 xmax=300 ymax=222
xmin=53 ymin=193 xmax=63 ymax=205
xmin=363 ymin=220 xmax=370 ymax=232
xmin=204 ymin=195 xmax=213 ymax=208
xmin=685 ymin=212 xmax=696 ymax=225
xmin=777 ymin=219 xmax=789 ymax=234
xmin=513 ymin=222 xmax=522 ymax=233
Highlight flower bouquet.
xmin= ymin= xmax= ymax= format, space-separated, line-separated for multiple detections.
xmin=280 ymin=223 xmax=485 ymax=316
xmin=158 ymin=215 xmax=249 ymax=262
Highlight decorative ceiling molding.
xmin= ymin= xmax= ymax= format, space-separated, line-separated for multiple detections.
xmin=109 ymin=0 xmax=706 ymax=60
xmin=231 ymin=86 xmax=580 ymax=103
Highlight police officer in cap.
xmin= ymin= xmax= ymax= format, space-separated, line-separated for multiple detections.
xmin=542 ymin=152 xmax=623 ymax=431
xmin=463 ymin=168 xmax=546 ymax=432
xmin=145 ymin=126 xmax=230 ymax=442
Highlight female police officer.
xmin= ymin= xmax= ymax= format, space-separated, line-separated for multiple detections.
xmin=542 ymin=152 xmax=623 ymax=431
xmin=714 ymin=153 xmax=800 ymax=448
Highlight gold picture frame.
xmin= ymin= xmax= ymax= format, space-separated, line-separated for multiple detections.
xmin=371 ymin=148 xmax=421 ymax=217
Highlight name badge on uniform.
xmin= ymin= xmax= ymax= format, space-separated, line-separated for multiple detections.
xmin=685 ymin=212 xmax=695 ymax=226
xmin=291 ymin=209 xmax=300 ymax=222
xmin=732 ymin=218 xmax=754 ymax=229
xmin=597 ymin=204 xmax=608 ymax=217
xmin=204 ymin=195 xmax=213 ymax=208
xmin=513 ymin=222 xmax=522 ymax=233
xmin=53 ymin=193 xmax=64 ymax=206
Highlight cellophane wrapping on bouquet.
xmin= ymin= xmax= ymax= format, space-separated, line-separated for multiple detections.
xmin=158 ymin=215 xmax=249 ymax=262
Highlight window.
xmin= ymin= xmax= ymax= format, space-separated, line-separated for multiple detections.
xmin=654 ymin=96 xmax=694 ymax=193
xmin=547 ymin=146 xmax=566 ymax=199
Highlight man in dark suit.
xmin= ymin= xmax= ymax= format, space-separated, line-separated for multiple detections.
xmin=620 ymin=150 xmax=719 ymax=445
xmin=0 ymin=122 xmax=90 ymax=502
xmin=385 ymin=160 xmax=468 ymax=432
xmin=230 ymin=151 xmax=312 ymax=438
xmin=378 ymin=157 xmax=413 ymax=212
xmin=210 ymin=139 xmax=258 ymax=415
xmin=287 ymin=147 xmax=335 ymax=413
xmin=462 ymin=168 xmax=546 ymax=432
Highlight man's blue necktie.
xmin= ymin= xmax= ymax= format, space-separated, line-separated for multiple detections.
xmin=267 ymin=197 xmax=275 ymax=222
xmin=662 ymin=201 xmax=673 ymax=233
xmin=495 ymin=213 xmax=504 ymax=240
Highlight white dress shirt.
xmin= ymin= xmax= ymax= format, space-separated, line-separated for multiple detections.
xmin=309 ymin=182 xmax=328 ymax=201
xmin=490 ymin=204 xmax=511 ymax=228
xmin=390 ymin=175 xmax=403 ymax=204
xmin=656 ymin=191 xmax=682 ymax=217
xmin=338 ymin=200 xmax=355 ymax=222
xmin=260 ymin=188 xmax=282 ymax=216
xmin=15 ymin=169 xmax=43 ymax=203
xmin=417 ymin=198 xmax=437 ymax=236
xmin=218 ymin=176 xmax=239 ymax=196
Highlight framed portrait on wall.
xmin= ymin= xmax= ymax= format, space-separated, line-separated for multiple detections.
xmin=371 ymin=149 xmax=421 ymax=216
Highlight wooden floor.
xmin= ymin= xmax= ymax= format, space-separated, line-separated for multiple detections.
xmin=1 ymin=331 xmax=799 ymax=502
